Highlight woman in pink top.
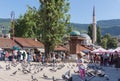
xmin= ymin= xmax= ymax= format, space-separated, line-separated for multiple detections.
xmin=77 ymin=53 xmax=85 ymax=81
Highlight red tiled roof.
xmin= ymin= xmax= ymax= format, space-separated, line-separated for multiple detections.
xmin=0 ymin=37 xmax=17 ymax=49
xmin=79 ymin=45 xmax=93 ymax=51
xmin=55 ymin=46 xmax=68 ymax=51
xmin=13 ymin=37 xmax=44 ymax=48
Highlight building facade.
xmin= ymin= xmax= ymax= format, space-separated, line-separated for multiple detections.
xmin=69 ymin=30 xmax=92 ymax=54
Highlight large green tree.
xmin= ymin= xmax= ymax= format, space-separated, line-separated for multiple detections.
xmin=107 ymin=38 xmax=118 ymax=49
xmin=87 ymin=24 xmax=93 ymax=40
xmin=101 ymin=38 xmax=108 ymax=49
xmin=14 ymin=6 xmax=37 ymax=38
xmin=37 ymin=0 xmax=71 ymax=59
xmin=97 ymin=26 xmax=101 ymax=44
xmin=101 ymin=33 xmax=118 ymax=49
xmin=14 ymin=0 xmax=71 ymax=59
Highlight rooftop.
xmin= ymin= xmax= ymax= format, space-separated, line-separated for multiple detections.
xmin=13 ymin=37 xmax=44 ymax=48
xmin=0 ymin=37 xmax=17 ymax=49
xmin=70 ymin=30 xmax=80 ymax=36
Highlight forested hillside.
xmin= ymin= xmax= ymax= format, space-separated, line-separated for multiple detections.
xmin=0 ymin=18 xmax=120 ymax=36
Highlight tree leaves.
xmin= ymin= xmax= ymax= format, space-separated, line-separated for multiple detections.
xmin=38 ymin=0 xmax=70 ymax=58
xmin=101 ymin=33 xmax=118 ymax=49
xmin=14 ymin=0 xmax=71 ymax=58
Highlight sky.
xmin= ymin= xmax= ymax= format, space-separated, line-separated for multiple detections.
xmin=0 ymin=0 xmax=120 ymax=24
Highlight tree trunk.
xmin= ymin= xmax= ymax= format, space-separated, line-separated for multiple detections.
xmin=44 ymin=43 xmax=50 ymax=62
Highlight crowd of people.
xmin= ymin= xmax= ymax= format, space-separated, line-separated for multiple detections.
xmin=0 ymin=48 xmax=120 ymax=81
xmin=0 ymin=49 xmax=66 ymax=64
xmin=88 ymin=51 xmax=120 ymax=68
xmin=76 ymin=51 xmax=120 ymax=81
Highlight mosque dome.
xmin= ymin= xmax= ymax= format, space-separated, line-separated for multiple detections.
xmin=80 ymin=34 xmax=91 ymax=39
xmin=70 ymin=30 xmax=80 ymax=36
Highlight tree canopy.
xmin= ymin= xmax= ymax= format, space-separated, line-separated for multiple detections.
xmin=38 ymin=0 xmax=71 ymax=58
xmin=87 ymin=24 xmax=93 ymax=40
xmin=14 ymin=0 xmax=71 ymax=59
xmin=101 ymin=33 xmax=118 ymax=49
xmin=14 ymin=6 xmax=37 ymax=38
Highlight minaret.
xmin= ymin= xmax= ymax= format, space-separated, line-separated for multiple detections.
xmin=92 ymin=6 xmax=96 ymax=44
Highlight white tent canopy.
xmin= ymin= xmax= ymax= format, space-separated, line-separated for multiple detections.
xmin=114 ymin=47 xmax=120 ymax=52
xmin=91 ymin=47 xmax=107 ymax=53
xmin=0 ymin=48 xmax=3 ymax=50
xmin=107 ymin=49 xmax=115 ymax=53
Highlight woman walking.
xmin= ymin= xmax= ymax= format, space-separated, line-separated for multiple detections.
xmin=77 ymin=52 xmax=85 ymax=81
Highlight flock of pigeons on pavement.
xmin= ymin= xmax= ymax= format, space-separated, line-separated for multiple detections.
xmin=0 ymin=60 xmax=111 ymax=81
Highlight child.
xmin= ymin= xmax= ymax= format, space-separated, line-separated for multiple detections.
xmin=77 ymin=53 xmax=85 ymax=81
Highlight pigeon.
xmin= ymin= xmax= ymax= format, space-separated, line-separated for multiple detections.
xmin=43 ymin=73 xmax=48 ymax=79
xmin=31 ymin=75 xmax=38 ymax=81
xmin=86 ymin=72 xmax=93 ymax=77
xmin=6 ymin=64 xmax=11 ymax=70
xmin=104 ymin=74 xmax=109 ymax=81
xmin=18 ymin=68 xmax=21 ymax=71
xmin=22 ymin=69 xmax=31 ymax=74
xmin=74 ymin=70 xmax=79 ymax=73
xmin=62 ymin=74 xmax=70 ymax=80
xmin=62 ymin=70 xmax=71 ymax=80
xmin=36 ymin=68 xmax=40 ymax=73
xmin=40 ymin=68 xmax=43 ymax=71
xmin=34 ymin=70 xmax=37 ymax=74
xmin=49 ymin=68 xmax=57 ymax=72
xmin=70 ymin=66 xmax=73 ymax=69
xmin=97 ymin=70 xmax=105 ymax=77
xmin=12 ymin=63 xmax=17 ymax=67
xmin=10 ymin=71 xmax=17 ymax=76
xmin=13 ymin=71 xmax=17 ymax=74
xmin=67 ymin=66 xmax=70 ymax=68
xmin=57 ymin=67 xmax=62 ymax=70
xmin=65 ymin=70 xmax=70 ymax=77
xmin=0 ymin=65 xmax=3 ymax=69
xmin=72 ymin=64 xmax=75 ymax=67
xmin=69 ymin=64 xmax=71 ymax=66
xmin=52 ymin=76 xmax=56 ymax=81
xmin=52 ymin=76 xmax=59 ymax=81
xmin=68 ymin=77 xmax=72 ymax=81
xmin=62 ymin=75 xmax=66 ymax=79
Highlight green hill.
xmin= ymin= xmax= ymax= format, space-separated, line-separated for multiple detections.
xmin=0 ymin=18 xmax=120 ymax=36
xmin=71 ymin=19 xmax=120 ymax=36
xmin=102 ymin=26 xmax=120 ymax=36
xmin=0 ymin=18 xmax=10 ymax=29
xmin=70 ymin=23 xmax=89 ymax=33
xmin=97 ymin=19 xmax=120 ymax=28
